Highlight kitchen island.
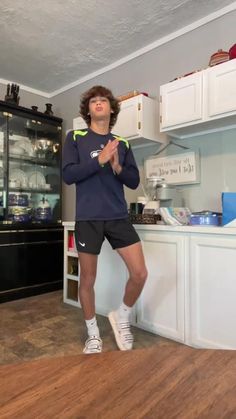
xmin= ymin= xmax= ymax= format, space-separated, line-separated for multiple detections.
xmin=63 ymin=222 xmax=236 ymax=349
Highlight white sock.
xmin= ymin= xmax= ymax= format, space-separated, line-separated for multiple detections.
xmin=85 ymin=316 xmax=100 ymax=337
xmin=117 ymin=302 xmax=132 ymax=321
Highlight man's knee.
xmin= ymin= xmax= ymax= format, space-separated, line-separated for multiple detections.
xmin=79 ymin=274 xmax=96 ymax=290
xmin=133 ymin=267 xmax=148 ymax=285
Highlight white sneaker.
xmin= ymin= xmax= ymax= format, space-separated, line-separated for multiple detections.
xmin=108 ymin=311 xmax=134 ymax=351
xmin=83 ymin=336 xmax=102 ymax=354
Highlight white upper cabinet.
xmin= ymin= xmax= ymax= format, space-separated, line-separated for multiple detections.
xmin=73 ymin=116 xmax=87 ymax=130
xmin=160 ymin=59 xmax=236 ymax=138
xmin=160 ymin=72 xmax=203 ymax=129
xmin=112 ymin=94 xmax=162 ymax=146
xmin=73 ymin=94 xmax=164 ymax=147
xmin=207 ymin=59 xmax=236 ymax=119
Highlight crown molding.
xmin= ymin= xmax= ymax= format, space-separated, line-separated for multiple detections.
xmin=0 ymin=78 xmax=50 ymax=98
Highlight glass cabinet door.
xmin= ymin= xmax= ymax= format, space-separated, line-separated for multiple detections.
xmin=7 ymin=113 xmax=61 ymax=225
xmin=0 ymin=111 xmax=7 ymax=221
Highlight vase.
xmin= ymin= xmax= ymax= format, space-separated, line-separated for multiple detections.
xmin=44 ymin=103 xmax=54 ymax=115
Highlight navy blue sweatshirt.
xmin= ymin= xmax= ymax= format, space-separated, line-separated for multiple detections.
xmin=62 ymin=128 xmax=140 ymax=220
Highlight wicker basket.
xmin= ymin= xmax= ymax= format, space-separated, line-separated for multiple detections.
xmin=129 ymin=213 xmax=161 ymax=224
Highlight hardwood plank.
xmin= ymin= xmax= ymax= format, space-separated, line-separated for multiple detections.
xmin=1 ymin=345 xmax=236 ymax=418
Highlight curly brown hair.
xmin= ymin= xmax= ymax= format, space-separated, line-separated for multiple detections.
xmin=79 ymin=85 xmax=120 ymax=130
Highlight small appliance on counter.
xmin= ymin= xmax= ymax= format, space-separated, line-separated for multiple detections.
xmin=143 ymin=177 xmax=179 ymax=214
xmin=129 ymin=196 xmax=161 ymax=225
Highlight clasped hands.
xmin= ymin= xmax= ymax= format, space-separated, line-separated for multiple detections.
xmin=98 ymin=139 xmax=122 ymax=174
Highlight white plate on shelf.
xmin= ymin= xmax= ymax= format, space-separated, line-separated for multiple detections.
xmin=9 ymin=169 xmax=28 ymax=187
xmin=10 ymin=137 xmax=35 ymax=157
xmin=0 ymin=135 xmax=3 ymax=152
xmin=28 ymin=171 xmax=46 ymax=188
xmin=18 ymin=139 xmax=35 ymax=157
xmin=10 ymin=146 xmax=25 ymax=156
xmin=9 ymin=134 xmax=28 ymax=142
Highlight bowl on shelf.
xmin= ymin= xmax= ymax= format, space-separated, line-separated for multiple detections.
xmin=34 ymin=139 xmax=59 ymax=159
xmin=34 ymin=139 xmax=54 ymax=151
xmin=9 ymin=193 xmax=29 ymax=207
xmin=34 ymin=197 xmax=52 ymax=221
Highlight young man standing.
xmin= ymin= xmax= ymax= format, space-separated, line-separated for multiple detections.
xmin=62 ymin=85 xmax=147 ymax=354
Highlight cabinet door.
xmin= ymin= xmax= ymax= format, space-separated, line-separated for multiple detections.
xmin=112 ymin=96 xmax=139 ymax=138
xmin=207 ymin=59 xmax=236 ymax=119
xmin=73 ymin=116 xmax=87 ymax=130
xmin=73 ymin=100 xmax=139 ymax=138
xmin=63 ymin=232 xmax=128 ymax=313
xmin=95 ymin=239 xmax=128 ymax=316
xmin=0 ymin=229 xmax=63 ymax=302
xmin=73 ymin=103 xmax=139 ymax=138
xmin=187 ymin=235 xmax=236 ymax=349
xmin=0 ymin=112 xmax=7 ymax=222
xmin=4 ymin=113 xmax=62 ymax=226
xmin=136 ymin=231 xmax=186 ymax=342
xmin=160 ymin=72 xmax=203 ymax=130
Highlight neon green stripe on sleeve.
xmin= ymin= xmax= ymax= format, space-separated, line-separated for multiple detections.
xmin=113 ymin=135 xmax=129 ymax=149
xmin=73 ymin=130 xmax=88 ymax=141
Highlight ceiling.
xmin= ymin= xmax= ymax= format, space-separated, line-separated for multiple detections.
xmin=0 ymin=0 xmax=235 ymax=95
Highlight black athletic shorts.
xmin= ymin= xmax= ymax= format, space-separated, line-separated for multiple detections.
xmin=74 ymin=218 xmax=140 ymax=255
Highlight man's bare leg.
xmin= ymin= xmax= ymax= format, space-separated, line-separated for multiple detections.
xmin=108 ymin=241 xmax=147 ymax=350
xmin=78 ymin=252 xmax=97 ymax=319
xmin=78 ymin=252 xmax=102 ymax=354
xmin=117 ymin=241 xmax=147 ymax=306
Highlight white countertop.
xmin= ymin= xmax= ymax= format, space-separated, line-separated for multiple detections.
xmin=133 ymin=224 xmax=236 ymax=235
xmin=63 ymin=221 xmax=236 ymax=236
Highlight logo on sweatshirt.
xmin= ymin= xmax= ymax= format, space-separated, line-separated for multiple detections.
xmin=90 ymin=149 xmax=101 ymax=158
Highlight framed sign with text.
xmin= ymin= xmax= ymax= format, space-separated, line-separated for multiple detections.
xmin=145 ymin=150 xmax=200 ymax=185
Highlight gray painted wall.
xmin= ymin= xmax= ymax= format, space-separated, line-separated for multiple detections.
xmin=0 ymin=82 xmax=48 ymax=111
xmin=51 ymin=10 xmax=236 ymax=220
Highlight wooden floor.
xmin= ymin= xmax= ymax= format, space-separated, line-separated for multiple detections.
xmin=1 ymin=345 xmax=236 ymax=419
xmin=0 ymin=291 xmax=178 ymax=365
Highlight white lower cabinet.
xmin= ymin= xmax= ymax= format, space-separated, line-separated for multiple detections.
xmin=95 ymin=239 xmax=128 ymax=316
xmin=186 ymin=234 xmax=236 ymax=349
xmin=63 ymin=223 xmax=236 ymax=349
xmin=136 ymin=231 xmax=186 ymax=343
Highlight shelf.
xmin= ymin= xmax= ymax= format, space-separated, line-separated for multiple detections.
xmin=67 ymin=250 xmax=78 ymax=257
xmin=64 ymin=297 xmax=80 ymax=308
xmin=8 ymin=187 xmax=58 ymax=194
xmin=67 ymin=255 xmax=79 ymax=276
xmin=67 ymin=278 xmax=79 ymax=301
xmin=67 ymin=274 xmax=79 ymax=281
xmin=9 ymin=154 xmax=58 ymax=167
xmin=0 ymin=99 xmax=62 ymax=124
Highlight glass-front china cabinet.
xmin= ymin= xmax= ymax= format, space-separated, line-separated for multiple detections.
xmin=0 ymin=100 xmax=63 ymax=302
